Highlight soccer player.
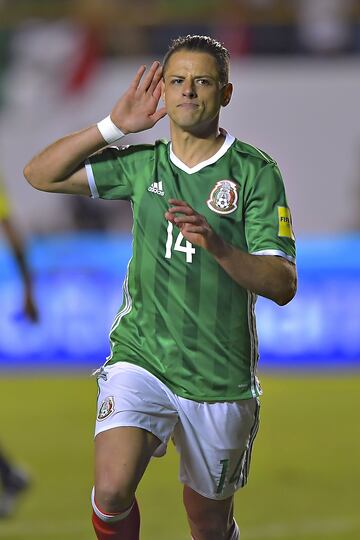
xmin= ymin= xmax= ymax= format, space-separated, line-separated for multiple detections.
xmin=0 ymin=177 xmax=37 ymax=517
xmin=0 ymin=447 xmax=30 ymax=519
xmin=24 ymin=35 xmax=297 ymax=540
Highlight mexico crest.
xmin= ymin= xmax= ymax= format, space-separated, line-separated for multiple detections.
xmin=207 ymin=180 xmax=238 ymax=215
xmin=97 ymin=396 xmax=115 ymax=421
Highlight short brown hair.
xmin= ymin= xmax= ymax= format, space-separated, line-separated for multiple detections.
xmin=163 ymin=35 xmax=230 ymax=85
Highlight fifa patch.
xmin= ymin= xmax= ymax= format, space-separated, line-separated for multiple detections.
xmin=278 ymin=206 xmax=295 ymax=239
xmin=97 ymin=396 xmax=115 ymax=421
xmin=207 ymin=180 xmax=238 ymax=215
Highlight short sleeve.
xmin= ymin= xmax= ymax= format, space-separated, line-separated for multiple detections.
xmin=85 ymin=146 xmax=139 ymax=200
xmin=244 ymin=162 xmax=296 ymax=263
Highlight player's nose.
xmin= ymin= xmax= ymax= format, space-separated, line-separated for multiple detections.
xmin=182 ymin=79 xmax=197 ymax=98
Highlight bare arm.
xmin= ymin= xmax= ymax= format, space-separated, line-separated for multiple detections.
xmin=23 ymin=126 xmax=103 ymax=195
xmin=23 ymin=62 xmax=167 ymax=195
xmin=1 ymin=218 xmax=38 ymax=321
xmin=165 ymin=199 xmax=297 ymax=306
xmin=212 ymin=245 xmax=297 ymax=306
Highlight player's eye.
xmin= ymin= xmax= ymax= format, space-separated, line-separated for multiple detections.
xmin=196 ymin=79 xmax=211 ymax=86
xmin=171 ymin=79 xmax=183 ymax=85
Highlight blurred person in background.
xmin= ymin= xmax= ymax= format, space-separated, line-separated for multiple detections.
xmin=24 ymin=35 xmax=296 ymax=540
xmin=296 ymin=0 xmax=353 ymax=55
xmin=0 ymin=175 xmax=38 ymax=518
xmin=0 ymin=447 xmax=30 ymax=519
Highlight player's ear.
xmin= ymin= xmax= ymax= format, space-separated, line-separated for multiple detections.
xmin=221 ymin=83 xmax=233 ymax=107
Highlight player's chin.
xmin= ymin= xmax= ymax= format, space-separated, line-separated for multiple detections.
xmin=176 ymin=120 xmax=206 ymax=132
xmin=171 ymin=112 xmax=200 ymax=126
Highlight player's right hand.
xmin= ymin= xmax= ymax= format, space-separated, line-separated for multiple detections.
xmin=110 ymin=62 xmax=167 ymax=134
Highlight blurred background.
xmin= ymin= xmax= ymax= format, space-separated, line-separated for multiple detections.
xmin=0 ymin=1 xmax=359 ymax=539
xmin=1 ymin=0 xmax=360 ymax=368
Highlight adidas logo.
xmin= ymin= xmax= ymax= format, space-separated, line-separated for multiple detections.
xmin=148 ymin=180 xmax=164 ymax=196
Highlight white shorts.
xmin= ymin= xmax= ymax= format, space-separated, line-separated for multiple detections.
xmin=94 ymin=362 xmax=260 ymax=500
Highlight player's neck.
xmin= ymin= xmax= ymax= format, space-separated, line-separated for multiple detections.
xmin=170 ymin=124 xmax=225 ymax=168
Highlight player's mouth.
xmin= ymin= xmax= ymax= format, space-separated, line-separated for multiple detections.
xmin=177 ymin=103 xmax=199 ymax=109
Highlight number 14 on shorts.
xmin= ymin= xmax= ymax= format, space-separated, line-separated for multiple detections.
xmin=216 ymin=453 xmax=245 ymax=495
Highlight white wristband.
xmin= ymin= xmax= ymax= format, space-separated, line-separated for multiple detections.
xmin=97 ymin=115 xmax=125 ymax=144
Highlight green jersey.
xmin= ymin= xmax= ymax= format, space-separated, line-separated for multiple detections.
xmin=86 ymin=130 xmax=295 ymax=401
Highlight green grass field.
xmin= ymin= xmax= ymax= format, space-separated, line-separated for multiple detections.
xmin=0 ymin=372 xmax=359 ymax=540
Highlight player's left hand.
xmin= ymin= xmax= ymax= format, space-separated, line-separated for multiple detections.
xmin=165 ymin=199 xmax=226 ymax=256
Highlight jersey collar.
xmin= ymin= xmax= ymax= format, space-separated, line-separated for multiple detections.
xmin=169 ymin=128 xmax=235 ymax=175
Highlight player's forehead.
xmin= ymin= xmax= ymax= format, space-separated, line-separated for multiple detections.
xmin=164 ymin=50 xmax=220 ymax=80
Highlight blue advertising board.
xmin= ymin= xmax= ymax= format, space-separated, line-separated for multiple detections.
xmin=0 ymin=232 xmax=359 ymax=370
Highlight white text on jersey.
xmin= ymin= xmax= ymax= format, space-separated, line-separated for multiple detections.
xmin=148 ymin=180 xmax=164 ymax=196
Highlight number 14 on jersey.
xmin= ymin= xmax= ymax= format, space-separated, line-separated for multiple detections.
xmin=165 ymin=222 xmax=196 ymax=263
